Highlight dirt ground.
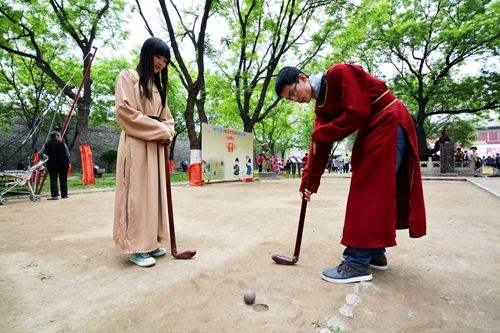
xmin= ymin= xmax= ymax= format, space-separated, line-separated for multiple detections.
xmin=0 ymin=177 xmax=499 ymax=332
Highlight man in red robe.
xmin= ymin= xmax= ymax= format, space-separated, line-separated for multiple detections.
xmin=275 ymin=64 xmax=426 ymax=283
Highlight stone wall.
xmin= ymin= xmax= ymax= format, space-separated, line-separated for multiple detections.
xmin=0 ymin=120 xmax=190 ymax=171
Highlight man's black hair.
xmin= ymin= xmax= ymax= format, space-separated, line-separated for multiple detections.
xmin=275 ymin=66 xmax=305 ymax=97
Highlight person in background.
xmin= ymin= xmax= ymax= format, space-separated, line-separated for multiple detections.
xmin=302 ymin=152 xmax=309 ymax=166
xmin=16 ymin=159 xmax=26 ymax=170
xmin=343 ymin=154 xmax=351 ymax=173
xmin=180 ymin=159 xmax=188 ymax=172
xmin=257 ymin=153 xmax=264 ymax=172
xmin=40 ymin=131 xmax=70 ymax=200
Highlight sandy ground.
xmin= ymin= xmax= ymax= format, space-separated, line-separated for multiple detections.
xmin=0 ymin=177 xmax=499 ymax=332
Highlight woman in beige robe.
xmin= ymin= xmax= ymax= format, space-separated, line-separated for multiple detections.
xmin=113 ymin=37 xmax=175 ymax=267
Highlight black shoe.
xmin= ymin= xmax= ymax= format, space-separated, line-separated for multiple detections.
xmin=61 ymin=195 xmax=68 ymax=199
xmin=47 ymin=197 xmax=59 ymax=200
xmin=370 ymin=254 xmax=388 ymax=270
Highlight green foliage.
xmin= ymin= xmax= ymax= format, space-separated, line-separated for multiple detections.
xmin=0 ymin=0 xmax=128 ymax=143
xmin=254 ymin=101 xmax=314 ymax=156
xmin=101 ymin=148 xmax=117 ymax=170
xmin=0 ymin=51 xmax=61 ymax=132
xmin=167 ymin=72 xmax=187 ymax=136
xmin=424 ymin=116 xmax=479 ymax=148
xmin=323 ymin=0 xmax=499 ymax=157
xmin=29 ymin=171 xmax=186 ymax=194
xmin=293 ymin=105 xmax=315 ymax=150
xmin=101 ymin=149 xmax=117 ymax=160
xmin=0 ymin=102 xmax=12 ymax=133
xmin=446 ymin=118 xmax=478 ymax=148
xmin=212 ymin=0 xmax=336 ymax=132
xmin=90 ymin=58 xmax=133 ymax=127
xmin=205 ymin=72 xmax=243 ymax=129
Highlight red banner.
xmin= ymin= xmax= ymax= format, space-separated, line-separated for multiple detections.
xmin=79 ymin=144 xmax=96 ymax=185
xmin=188 ymin=163 xmax=204 ymax=186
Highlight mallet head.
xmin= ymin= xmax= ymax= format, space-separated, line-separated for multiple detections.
xmin=271 ymin=254 xmax=298 ymax=265
xmin=173 ymin=250 xmax=197 ymax=259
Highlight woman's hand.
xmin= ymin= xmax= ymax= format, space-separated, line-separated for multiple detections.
xmin=158 ymin=139 xmax=171 ymax=146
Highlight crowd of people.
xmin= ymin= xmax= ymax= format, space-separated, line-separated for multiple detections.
xmin=256 ymin=152 xmax=302 ymax=174
xmin=457 ymin=147 xmax=499 ymax=169
xmin=254 ymin=151 xmax=353 ymax=175
xmin=448 ymin=147 xmax=500 ymax=170
xmin=326 ymin=154 xmax=351 ymax=174
xmin=481 ymin=153 xmax=500 ymax=169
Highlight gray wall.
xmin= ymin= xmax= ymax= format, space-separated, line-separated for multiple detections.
xmin=0 ymin=120 xmax=190 ymax=171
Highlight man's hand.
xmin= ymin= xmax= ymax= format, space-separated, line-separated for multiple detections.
xmin=300 ymin=189 xmax=313 ymax=201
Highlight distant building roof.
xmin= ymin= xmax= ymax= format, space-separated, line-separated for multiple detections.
xmin=476 ymin=120 xmax=500 ymax=130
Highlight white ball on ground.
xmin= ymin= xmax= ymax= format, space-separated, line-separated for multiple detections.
xmin=243 ymin=289 xmax=256 ymax=305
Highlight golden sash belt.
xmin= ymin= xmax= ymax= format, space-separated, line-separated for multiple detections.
xmin=372 ymin=90 xmax=397 ymax=117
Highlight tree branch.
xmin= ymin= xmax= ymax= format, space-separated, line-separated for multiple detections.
xmin=0 ymin=44 xmax=76 ymax=99
xmin=168 ymin=0 xmax=196 ymax=45
xmin=158 ymin=0 xmax=193 ymax=87
xmin=427 ymin=102 xmax=499 ymax=116
xmin=49 ymin=0 xmax=85 ymax=49
xmin=135 ymin=0 xmax=155 ymax=36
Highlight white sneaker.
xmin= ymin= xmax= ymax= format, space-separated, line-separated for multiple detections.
xmin=148 ymin=247 xmax=167 ymax=257
xmin=130 ymin=253 xmax=156 ymax=267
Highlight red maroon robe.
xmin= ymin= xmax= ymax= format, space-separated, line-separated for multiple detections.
xmin=300 ymin=64 xmax=426 ymax=248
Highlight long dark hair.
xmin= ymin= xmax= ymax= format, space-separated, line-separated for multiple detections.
xmin=136 ymin=37 xmax=170 ymax=107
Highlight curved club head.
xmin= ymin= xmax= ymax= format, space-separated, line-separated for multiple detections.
xmin=172 ymin=250 xmax=197 ymax=260
xmin=271 ymin=254 xmax=298 ymax=265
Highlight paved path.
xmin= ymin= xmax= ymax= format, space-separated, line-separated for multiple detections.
xmin=2 ymin=178 xmax=500 ymax=332
xmin=467 ymin=177 xmax=500 ymax=198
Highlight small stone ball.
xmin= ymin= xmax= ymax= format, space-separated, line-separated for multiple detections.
xmin=243 ymin=289 xmax=256 ymax=305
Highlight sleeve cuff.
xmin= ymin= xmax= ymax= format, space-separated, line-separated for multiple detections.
xmin=299 ymin=175 xmax=321 ymax=193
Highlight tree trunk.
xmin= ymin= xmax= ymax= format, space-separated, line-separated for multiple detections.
xmin=195 ymin=83 xmax=208 ymax=124
xmin=169 ymin=132 xmax=179 ymax=161
xmin=243 ymin=121 xmax=254 ymax=133
xmin=415 ymin=103 xmax=431 ymax=161
xmin=242 ymin=107 xmax=254 ymax=133
xmin=66 ymin=128 xmax=79 ymax=151
xmin=75 ymin=56 xmax=93 ymax=146
xmin=184 ymin=94 xmax=200 ymax=150
xmin=76 ymin=101 xmax=90 ymax=145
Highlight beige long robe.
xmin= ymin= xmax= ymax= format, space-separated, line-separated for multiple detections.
xmin=113 ymin=69 xmax=175 ymax=253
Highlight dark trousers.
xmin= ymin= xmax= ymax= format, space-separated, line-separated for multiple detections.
xmin=49 ymin=168 xmax=68 ymax=198
xmin=343 ymin=125 xmax=408 ymax=269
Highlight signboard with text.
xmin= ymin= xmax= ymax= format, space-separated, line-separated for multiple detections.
xmin=201 ymin=123 xmax=254 ymax=182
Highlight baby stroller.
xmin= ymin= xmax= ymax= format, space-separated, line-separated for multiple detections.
xmin=0 ymin=154 xmax=48 ymax=205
